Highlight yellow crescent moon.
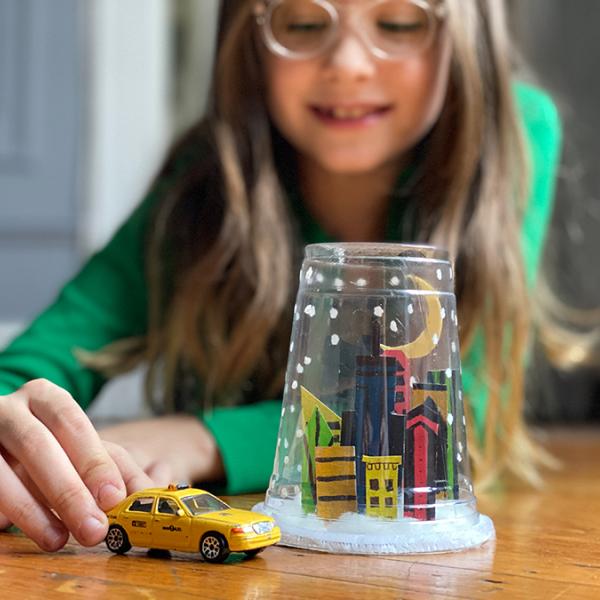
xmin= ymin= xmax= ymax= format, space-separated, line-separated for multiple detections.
xmin=380 ymin=275 xmax=443 ymax=359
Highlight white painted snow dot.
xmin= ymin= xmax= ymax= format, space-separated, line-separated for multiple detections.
xmin=451 ymin=342 xmax=457 ymax=353
xmin=304 ymin=305 xmax=316 ymax=317
xmin=333 ymin=278 xmax=344 ymax=289
xmin=445 ymin=368 xmax=452 ymax=378
xmin=283 ymin=456 xmax=289 ymax=465
xmin=432 ymin=334 xmax=440 ymax=345
xmin=355 ymin=278 xmax=367 ymax=287
xmin=459 ymin=390 xmax=463 ymax=401
xmin=330 ymin=307 xmax=338 ymax=319
xmin=407 ymin=304 xmax=414 ymax=315
xmin=304 ymin=356 xmax=312 ymax=365
xmin=373 ymin=306 xmax=384 ymax=317
xmin=296 ymin=364 xmax=304 ymax=374
xmin=316 ymin=272 xmax=324 ymax=283
xmin=436 ymin=269 xmax=443 ymax=280
xmin=449 ymin=267 xmax=454 ymax=280
xmin=289 ymin=341 xmax=294 ymax=352
xmin=410 ymin=376 xmax=417 ymax=387
xmin=284 ymin=438 xmax=289 ymax=449
xmin=390 ymin=276 xmax=400 ymax=286
xmin=291 ymin=380 xmax=298 ymax=390
xmin=462 ymin=415 xmax=467 ymax=426
xmin=458 ymin=442 xmax=464 ymax=452
xmin=290 ymin=404 xmax=295 ymax=413
xmin=305 ymin=267 xmax=313 ymax=281
xmin=440 ymin=307 xmax=446 ymax=319
xmin=447 ymin=413 xmax=454 ymax=425
xmin=390 ymin=321 xmax=399 ymax=333
xmin=331 ymin=334 xmax=340 ymax=346
xmin=296 ymin=428 xmax=304 ymax=438
xmin=457 ymin=453 xmax=463 ymax=463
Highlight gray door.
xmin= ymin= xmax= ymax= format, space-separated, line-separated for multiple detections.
xmin=0 ymin=0 xmax=82 ymax=320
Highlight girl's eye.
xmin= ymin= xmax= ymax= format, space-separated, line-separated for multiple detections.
xmin=286 ymin=21 xmax=328 ymax=33
xmin=377 ymin=21 xmax=425 ymax=34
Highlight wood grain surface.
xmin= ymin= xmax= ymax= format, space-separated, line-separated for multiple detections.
xmin=2 ymin=428 xmax=600 ymax=599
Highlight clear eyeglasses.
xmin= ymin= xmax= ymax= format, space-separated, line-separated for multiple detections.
xmin=255 ymin=0 xmax=447 ymax=61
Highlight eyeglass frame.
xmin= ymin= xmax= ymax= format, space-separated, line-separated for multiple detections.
xmin=254 ymin=0 xmax=448 ymax=61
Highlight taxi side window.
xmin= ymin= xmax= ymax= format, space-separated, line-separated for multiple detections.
xmin=127 ymin=497 xmax=154 ymax=513
xmin=157 ymin=498 xmax=180 ymax=515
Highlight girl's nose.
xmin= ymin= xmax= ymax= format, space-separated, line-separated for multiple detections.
xmin=322 ymin=30 xmax=377 ymax=81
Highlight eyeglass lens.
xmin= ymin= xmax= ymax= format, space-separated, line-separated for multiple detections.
xmin=268 ymin=0 xmax=434 ymax=58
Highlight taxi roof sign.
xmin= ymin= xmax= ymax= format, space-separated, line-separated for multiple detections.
xmin=168 ymin=483 xmax=190 ymax=491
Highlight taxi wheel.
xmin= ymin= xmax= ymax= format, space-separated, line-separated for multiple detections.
xmin=200 ymin=532 xmax=230 ymax=563
xmin=244 ymin=548 xmax=265 ymax=558
xmin=105 ymin=525 xmax=131 ymax=554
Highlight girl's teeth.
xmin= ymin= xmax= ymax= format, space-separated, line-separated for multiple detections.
xmin=330 ymin=107 xmax=372 ymax=119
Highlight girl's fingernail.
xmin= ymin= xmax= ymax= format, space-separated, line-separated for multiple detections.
xmin=97 ymin=483 xmax=124 ymax=509
xmin=44 ymin=525 xmax=68 ymax=551
xmin=79 ymin=515 xmax=107 ymax=544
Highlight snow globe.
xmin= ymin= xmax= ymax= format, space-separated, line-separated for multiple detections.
xmin=254 ymin=243 xmax=495 ymax=553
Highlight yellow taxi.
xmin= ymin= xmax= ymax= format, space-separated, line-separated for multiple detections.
xmin=104 ymin=484 xmax=280 ymax=563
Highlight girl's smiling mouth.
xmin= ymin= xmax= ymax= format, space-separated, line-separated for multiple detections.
xmin=309 ymin=104 xmax=393 ymax=126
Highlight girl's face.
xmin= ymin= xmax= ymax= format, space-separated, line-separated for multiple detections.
xmin=259 ymin=0 xmax=453 ymax=175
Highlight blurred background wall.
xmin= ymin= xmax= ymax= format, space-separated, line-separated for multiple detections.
xmin=510 ymin=1 xmax=600 ymax=421
xmin=0 ymin=0 xmax=597 ymax=421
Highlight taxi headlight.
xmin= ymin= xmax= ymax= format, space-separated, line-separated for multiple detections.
xmin=231 ymin=524 xmax=254 ymax=534
xmin=253 ymin=521 xmax=274 ymax=534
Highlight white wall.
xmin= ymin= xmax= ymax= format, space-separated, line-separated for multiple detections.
xmin=81 ymin=0 xmax=172 ymax=254
xmin=81 ymin=0 xmax=220 ymax=254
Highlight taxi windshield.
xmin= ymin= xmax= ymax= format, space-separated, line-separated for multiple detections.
xmin=181 ymin=493 xmax=230 ymax=515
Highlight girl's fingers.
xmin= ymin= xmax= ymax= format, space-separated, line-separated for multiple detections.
xmin=0 ymin=455 xmax=69 ymax=552
xmin=102 ymin=441 xmax=154 ymax=496
xmin=21 ymin=380 xmax=127 ymax=511
xmin=12 ymin=460 xmax=57 ymax=517
xmin=0 ymin=512 xmax=12 ymax=531
xmin=0 ymin=393 xmax=110 ymax=546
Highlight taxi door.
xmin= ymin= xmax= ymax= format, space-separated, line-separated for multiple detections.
xmin=152 ymin=497 xmax=192 ymax=550
xmin=119 ymin=496 xmax=155 ymax=546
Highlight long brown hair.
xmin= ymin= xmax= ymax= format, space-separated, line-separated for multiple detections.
xmin=89 ymin=0 xmax=556 ymax=486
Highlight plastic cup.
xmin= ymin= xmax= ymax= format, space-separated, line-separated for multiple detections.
xmin=254 ymin=243 xmax=495 ymax=553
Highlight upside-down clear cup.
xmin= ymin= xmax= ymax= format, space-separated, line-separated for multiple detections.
xmin=254 ymin=243 xmax=495 ymax=554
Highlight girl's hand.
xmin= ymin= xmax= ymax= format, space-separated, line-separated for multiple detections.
xmin=0 ymin=379 xmax=153 ymax=552
xmin=98 ymin=415 xmax=225 ymax=489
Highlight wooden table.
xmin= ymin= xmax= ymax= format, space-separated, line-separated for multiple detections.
xmin=2 ymin=428 xmax=600 ymax=599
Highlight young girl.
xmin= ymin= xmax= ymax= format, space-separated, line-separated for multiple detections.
xmin=0 ymin=0 xmax=561 ymax=552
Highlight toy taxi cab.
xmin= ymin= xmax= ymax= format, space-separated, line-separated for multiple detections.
xmin=104 ymin=484 xmax=280 ymax=563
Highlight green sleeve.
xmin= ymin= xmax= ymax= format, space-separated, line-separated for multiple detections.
xmin=515 ymin=81 xmax=563 ymax=286
xmin=461 ymin=82 xmax=562 ymax=438
xmin=202 ymin=400 xmax=282 ymax=494
xmin=0 ymin=189 xmax=161 ymax=407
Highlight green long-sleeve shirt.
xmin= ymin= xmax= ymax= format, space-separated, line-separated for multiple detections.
xmin=0 ymin=82 xmax=561 ymax=493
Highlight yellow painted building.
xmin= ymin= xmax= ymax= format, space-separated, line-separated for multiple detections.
xmin=315 ymin=446 xmax=357 ymax=519
xmin=362 ymin=455 xmax=403 ymax=519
